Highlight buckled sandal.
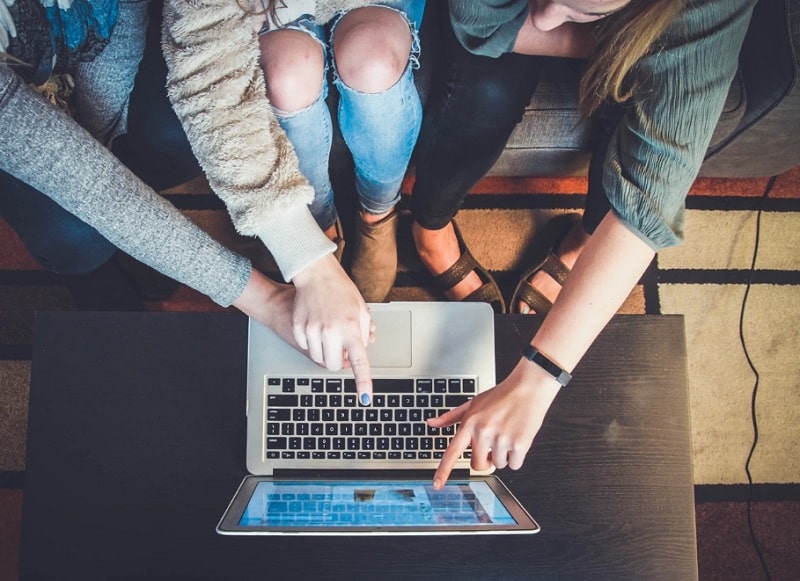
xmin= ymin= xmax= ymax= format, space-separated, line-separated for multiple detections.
xmin=510 ymin=212 xmax=583 ymax=314
xmin=431 ymin=221 xmax=506 ymax=314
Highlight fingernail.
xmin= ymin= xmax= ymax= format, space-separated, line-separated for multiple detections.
xmin=520 ymin=306 xmax=529 ymax=314
xmin=433 ymin=478 xmax=442 ymax=490
xmin=360 ymin=392 xmax=371 ymax=406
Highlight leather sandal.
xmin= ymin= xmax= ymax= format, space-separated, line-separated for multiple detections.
xmin=431 ymin=221 xmax=506 ymax=314
xmin=510 ymin=212 xmax=583 ymax=314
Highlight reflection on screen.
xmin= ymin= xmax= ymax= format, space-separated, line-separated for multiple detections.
xmin=239 ymin=480 xmax=517 ymax=528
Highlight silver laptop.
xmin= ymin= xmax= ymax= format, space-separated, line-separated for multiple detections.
xmin=218 ymin=301 xmax=539 ymax=535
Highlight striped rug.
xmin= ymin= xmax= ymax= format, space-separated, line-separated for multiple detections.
xmin=2 ymin=167 xmax=799 ymax=579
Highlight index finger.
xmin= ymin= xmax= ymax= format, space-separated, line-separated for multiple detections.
xmin=432 ymin=428 xmax=471 ymax=490
xmin=344 ymin=336 xmax=373 ymax=406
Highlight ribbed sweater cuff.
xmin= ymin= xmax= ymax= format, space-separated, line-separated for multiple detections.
xmin=255 ymin=204 xmax=336 ymax=282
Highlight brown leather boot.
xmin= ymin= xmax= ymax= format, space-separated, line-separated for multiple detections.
xmin=350 ymin=210 xmax=398 ymax=303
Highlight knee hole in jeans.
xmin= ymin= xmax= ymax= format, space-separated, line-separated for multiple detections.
xmin=332 ymin=6 xmax=412 ymax=93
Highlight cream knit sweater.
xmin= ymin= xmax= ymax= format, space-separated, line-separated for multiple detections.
xmin=162 ymin=1 xmax=375 ymax=281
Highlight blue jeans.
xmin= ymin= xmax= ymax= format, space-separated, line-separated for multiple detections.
xmin=268 ymin=1 xmax=425 ymax=231
xmin=1 ymin=0 xmax=198 ymax=273
xmin=0 ymin=172 xmax=116 ymax=274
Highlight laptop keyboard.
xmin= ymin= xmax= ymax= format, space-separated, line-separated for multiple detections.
xmin=264 ymin=376 xmax=476 ymax=462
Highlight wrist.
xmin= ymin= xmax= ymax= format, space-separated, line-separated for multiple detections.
xmin=233 ymin=268 xmax=282 ymax=317
xmin=291 ymin=253 xmax=340 ymax=288
xmin=520 ymin=345 xmax=572 ymax=387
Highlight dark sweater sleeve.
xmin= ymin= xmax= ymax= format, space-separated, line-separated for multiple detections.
xmin=448 ymin=0 xmax=529 ymax=57
xmin=602 ymin=0 xmax=758 ymax=249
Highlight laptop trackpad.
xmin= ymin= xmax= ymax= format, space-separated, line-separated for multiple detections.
xmin=367 ymin=308 xmax=412 ymax=368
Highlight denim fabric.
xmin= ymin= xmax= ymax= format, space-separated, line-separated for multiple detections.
xmin=0 ymin=0 xmax=149 ymax=273
xmin=268 ymin=0 xmax=425 ymax=229
xmin=0 ymin=170 xmax=116 ymax=273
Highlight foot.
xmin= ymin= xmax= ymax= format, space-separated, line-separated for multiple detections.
xmin=517 ymin=220 xmax=589 ymax=314
xmin=411 ymin=221 xmax=482 ymax=301
xmin=324 ymin=218 xmax=345 ymax=262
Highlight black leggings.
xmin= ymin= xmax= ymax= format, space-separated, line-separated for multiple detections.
xmin=411 ymin=14 xmax=618 ymax=235
xmin=410 ymin=16 xmax=542 ymax=230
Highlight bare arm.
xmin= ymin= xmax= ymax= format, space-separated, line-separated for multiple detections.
xmin=430 ymin=212 xmax=655 ymax=487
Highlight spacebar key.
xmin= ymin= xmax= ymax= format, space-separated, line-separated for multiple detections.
xmin=344 ymin=378 xmax=414 ymax=393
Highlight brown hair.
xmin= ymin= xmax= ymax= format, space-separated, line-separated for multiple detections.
xmin=237 ymin=0 xmax=282 ymax=21
xmin=580 ymin=0 xmax=686 ymax=116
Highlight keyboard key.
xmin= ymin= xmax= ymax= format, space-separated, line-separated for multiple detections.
xmin=268 ymin=409 xmax=290 ymax=421
xmin=446 ymin=395 xmax=471 ymax=408
xmin=416 ymin=378 xmax=433 ymax=393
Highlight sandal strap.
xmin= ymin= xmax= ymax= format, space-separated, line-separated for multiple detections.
xmin=540 ymin=252 xmax=571 ymax=286
xmin=514 ymin=283 xmax=553 ymax=314
xmin=464 ymin=282 xmax=498 ymax=303
xmin=433 ymin=244 xmax=480 ymax=292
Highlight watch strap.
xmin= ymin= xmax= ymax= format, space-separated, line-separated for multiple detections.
xmin=521 ymin=345 xmax=572 ymax=387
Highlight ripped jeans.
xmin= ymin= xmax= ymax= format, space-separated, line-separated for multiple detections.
xmin=264 ymin=1 xmax=426 ymax=231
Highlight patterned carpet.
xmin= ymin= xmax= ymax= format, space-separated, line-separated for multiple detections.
xmin=2 ymin=167 xmax=800 ymax=579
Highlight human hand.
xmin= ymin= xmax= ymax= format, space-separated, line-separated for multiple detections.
xmin=232 ymin=269 xmax=305 ymax=352
xmin=427 ymin=359 xmax=562 ymax=489
xmin=291 ymin=253 xmax=374 ymax=404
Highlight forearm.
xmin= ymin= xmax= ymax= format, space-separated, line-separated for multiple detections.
xmin=162 ymin=0 xmax=334 ymax=279
xmin=529 ymin=212 xmax=655 ymax=374
xmin=0 ymin=67 xmax=252 ymax=306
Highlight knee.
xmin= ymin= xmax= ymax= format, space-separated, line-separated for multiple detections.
xmin=259 ymin=29 xmax=325 ymax=111
xmin=31 ymin=221 xmax=116 ymax=275
xmin=334 ymin=7 xmax=411 ymax=93
xmin=468 ymin=79 xmax=531 ymax=127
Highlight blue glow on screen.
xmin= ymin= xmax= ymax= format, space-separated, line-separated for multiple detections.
xmin=239 ymin=480 xmax=516 ymax=528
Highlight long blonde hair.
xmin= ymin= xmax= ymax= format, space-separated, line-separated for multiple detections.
xmin=580 ymin=0 xmax=686 ymax=116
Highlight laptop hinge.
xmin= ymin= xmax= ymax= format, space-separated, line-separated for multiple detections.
xmin=272 ymin=468 xmax=471 ymax=480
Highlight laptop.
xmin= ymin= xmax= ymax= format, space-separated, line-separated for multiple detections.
xmin=217 ymin=301 xmax=540 ymax=535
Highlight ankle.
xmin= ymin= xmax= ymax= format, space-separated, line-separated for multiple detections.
xmin=360 ymin=208 xmax=395 ymax=226
xmin=556 ymin=223 xmax=590 ymax=268
xmin=323 ymin=224 xmax=339 ymax=242
xmin=412 ymin=222 xmax=459 ymax=273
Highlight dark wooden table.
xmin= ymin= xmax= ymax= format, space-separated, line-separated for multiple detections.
xmin=21 ymin=311 xmax=696 ymax=580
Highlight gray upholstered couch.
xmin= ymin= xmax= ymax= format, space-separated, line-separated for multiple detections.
xmin=413 ymin=0 xmax=800 ymax=179
xmin=118 ymin=0 xmax=800 ymax=189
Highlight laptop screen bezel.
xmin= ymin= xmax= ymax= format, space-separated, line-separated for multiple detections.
xmin=216 ymin=474 xmax=539 ymax=535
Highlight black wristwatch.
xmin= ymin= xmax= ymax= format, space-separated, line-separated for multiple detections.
xmin=521 ymin=345 xmax=572 ymax=387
